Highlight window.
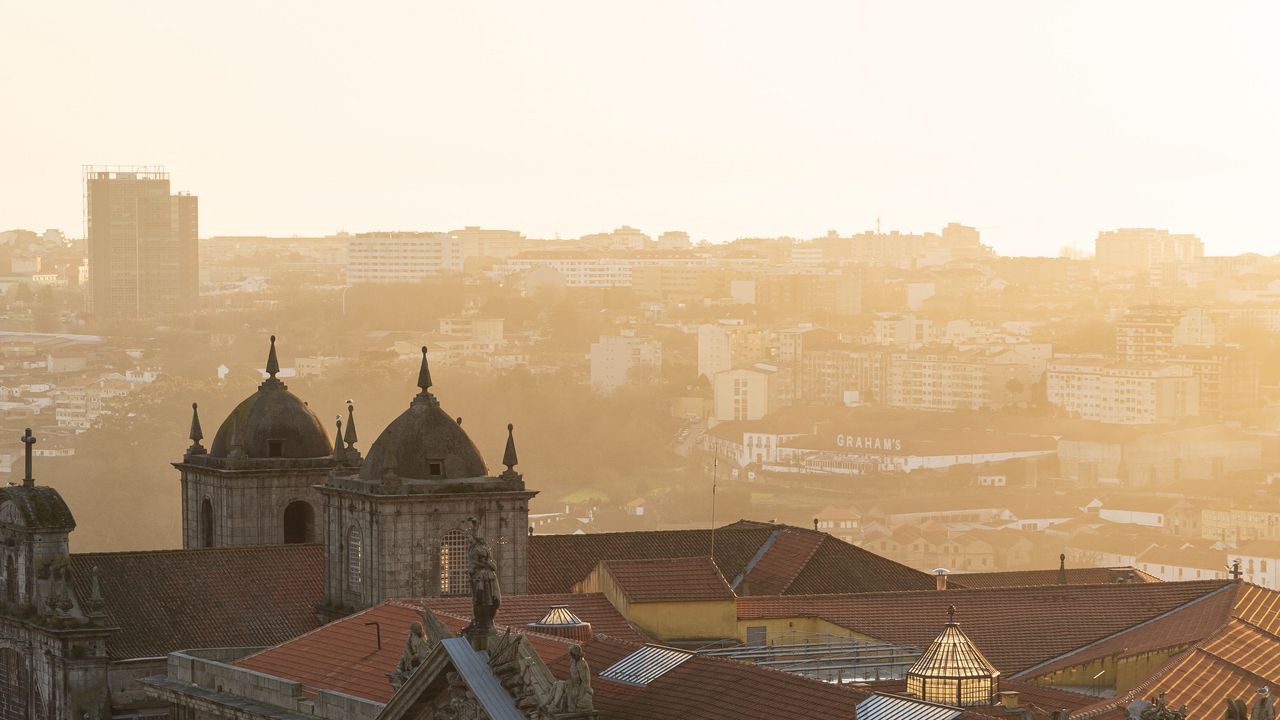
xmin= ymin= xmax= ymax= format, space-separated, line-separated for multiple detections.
xmin=200 ymin=497 xmax=214 ymax=548
xmin=439 ymin=529 xmax=470 ymax=595
xmin=347 ymin=526 xmax=364 ymax=591
xmin=428 ymin=461 xmax=443 ymax=477
xmin=4 ymin=554 xmax=16 ymax=604
xmin=268 ymin=439 xmax=284 ymax=458
xmin=283 ymin=501 xmax=314 ymax=544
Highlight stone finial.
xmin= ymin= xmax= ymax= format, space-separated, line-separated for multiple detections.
xmin=265 ymin=335 xmax=281 ymax=381
xmin=417 ymin=346 xmax=433 ymax=393
xmin=188 ymin=402 xmax=206 ymax=455
xmin=86 ymin=565 xmax=107 ymax=617
xmin=344 ymin=401 xmax=358 ymax=449
xmin=21 ymin=427 xmax=36 ymax=487
xmin=946 ymin=604 xmax=957 ymax=625
xmin=332 ymin=416 xmax=345 ymax=462
xmin=1057 ymin=553 xmax=1067 ymax=585
xmin=502 ymin=423 xmax=520 ymax=477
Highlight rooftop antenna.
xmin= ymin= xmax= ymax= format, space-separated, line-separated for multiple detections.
xmin=709 ymin=457 xmax=719 ymax=565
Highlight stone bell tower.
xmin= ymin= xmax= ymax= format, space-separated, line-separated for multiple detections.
xmin=319 ymin=347 xmax=536 ymax=614
xmin=175 ymin=336 xmax=350 ymax=549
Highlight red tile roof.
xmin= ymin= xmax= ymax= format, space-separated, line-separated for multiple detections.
xmin=553 ymin=635 xmax=875 ymax=720
xmin=236 ymin=601 xmax=416 ymax=703
xmin=1021 ymin=582 xmax=1280 ymax=716
xmin=235 ymin=592 xmax=647 ymax=704
xmin=734 ymin=527 xmax=825 ymax=596
xmin=422 ymin=592 xmax=649 ymax=643
xmin=952 ymin=566 xmax=1160 ymax=589
xmin=529 ymin=523 xmax=933 ymax=596
xmin=736 ymin=580 xmax=1232 ymax=674
xmin=597 ymin=557 xmax=734 ymax=602
xmin=69 ymin=544 xmax=324 ymax=660
xmin=1073 ymin=617 xmax=1280 ymax=719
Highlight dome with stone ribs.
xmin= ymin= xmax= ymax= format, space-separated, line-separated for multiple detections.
xmin=358 ymin=347 xmax=488 ymax=481
xmin=208 ymin=336 xmax=333 ymax=460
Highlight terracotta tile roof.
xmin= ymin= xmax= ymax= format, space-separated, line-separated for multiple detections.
xmin=951 ymin=566 xmax=1160 ymax=589
xmin=1025 ymin=582 xmax=1280 ymax=711
xmin=1073 ymin=618 xmax=1280 ymax=719
xmin=733 ymin=527 xmax=825 ymax=596
xmin=422 ymin=592 xmax=649 ymax=643
xmin=236 ymin=601 xmax=417 ymax=703
xmin=529 ymin=523 xmax=934 ymax=596
xmin=68 ymin=544 xmax=324 ymax=660
xmin=597 ymin=557 xmax=734 ymax=602
xmin=554 ymin=635 xmax=876 ymax=720
xmin=736 ymin=580 xmax=1232 ymax=674
xmin=235 ymin=593 xmax=647 ymax=705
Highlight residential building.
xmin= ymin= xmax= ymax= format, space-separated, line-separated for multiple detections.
xmin=1115 ymin=305 xmax=1221 ymax=361
xmin=346 ymin=232 xmax=464 ymax=282
xmin=885 ymin=345 xmax=1048 ymax=412
xmin=1095 ymin=228 xmax=1203 ymax=277
xmin=711 ymin=365 xmax=775 ymax=424
xmin=589 ymin=332 xmax=662 ymax=393
xmin=1046 ymin=358 xmax=1199 ymax=425
xmin=697 ymin=323 xmax=733 ymax=380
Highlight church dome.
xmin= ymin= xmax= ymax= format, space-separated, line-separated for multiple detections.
xmin=359 ymin=347 xmax=488 ymax=481
xmin=208 ymin=336 xmax=333 ymax=460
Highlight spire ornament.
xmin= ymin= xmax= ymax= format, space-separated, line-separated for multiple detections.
xmin=344 ymin=401 xmax=358 ymax=450
xmin=187 ymin=402 xmax=206 ymax=455
xmin=1057 ymin=553 xmax=1067 ymax=585
xmin=332 ymin=416 xmax=345 ymax=463
xmin=262 ymin=335 xmax=284 ymax=388
xmin=502 ymin=423 xmax=520 ymax=478
xmin=411 ymin=346 xmax=439 ymax=407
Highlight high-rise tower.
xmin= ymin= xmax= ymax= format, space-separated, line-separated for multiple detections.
xmin=84 ymin=166 xmax=198 ymax=319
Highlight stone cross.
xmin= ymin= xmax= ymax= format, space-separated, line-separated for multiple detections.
xmin=21 ymin=427 xmax=36 ymax=487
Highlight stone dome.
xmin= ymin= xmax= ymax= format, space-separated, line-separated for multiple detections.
xmin=359 ymin=347 xmax=488 ymax=481
xmin=208 ymin=337 xmax=333 ymax=460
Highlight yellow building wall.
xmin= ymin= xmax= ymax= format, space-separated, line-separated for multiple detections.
xmin=577 ymin=563 xmax=738 ymax=641
xmin=1028 ymin=646 xmax=1191 ymax=695
xmin=735 ymin=617 xmax=880 ymax=644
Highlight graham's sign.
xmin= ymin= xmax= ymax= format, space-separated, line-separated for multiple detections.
xmin=835 ymin=434 xmax=903 ymax=451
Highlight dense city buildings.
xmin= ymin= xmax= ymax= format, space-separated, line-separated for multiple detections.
xmin=347 ymin=232 xmax=465 ymax=282
xmin=1095 ymin=227 xmax=1203 ymax=278
xmin=84 ymin=166 xmax=198 ymax=319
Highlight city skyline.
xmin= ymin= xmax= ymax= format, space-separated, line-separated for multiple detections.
xmin=3 ymin=2 xmax=1278 ymax=256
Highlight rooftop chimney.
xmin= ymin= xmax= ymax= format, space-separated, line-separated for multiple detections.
xmin=933 ymin=567 xmax=950 ymax=592
xmin=999 ymin=691 xmax=1021 ymax=710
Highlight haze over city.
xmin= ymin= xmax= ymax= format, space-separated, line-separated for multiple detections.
xmin=6 ymin=3 xmax=1280 ymax=719
xmin=3 ymin=1 xmax=1280 ymax=255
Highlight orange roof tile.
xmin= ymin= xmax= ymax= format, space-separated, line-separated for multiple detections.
xmin=599 ymin=557 xmax=734 ymax=602
xmin=737 ymin=580 xmax=1232 ymax=674
xmin=529 ymin=523 xmax=934 ymax=596
xmin=952 ymin=566 xmax=1160 ymax=589
xmin=69 ymin=544 xmax=324 ymax=660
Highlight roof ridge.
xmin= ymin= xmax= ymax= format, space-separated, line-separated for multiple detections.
xmin=776 ymin=532 xmax=829 ymax=595
xmin=1011 ymin=581 xmax=1237 ymax=679
xmin=71 ymin=543 xmax=322 ymax=559
xmin=738 ymin=578 xmax=1231 ymax=605
xmin=730 ymin=528 xmax=784 ymax=591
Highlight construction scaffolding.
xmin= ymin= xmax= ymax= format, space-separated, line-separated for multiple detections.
xmin=698 ymin=633 xmax=921 ymax=685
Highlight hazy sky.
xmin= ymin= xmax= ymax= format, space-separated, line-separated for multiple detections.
xmin=2 ymin=2 xmax=1277 ymax=256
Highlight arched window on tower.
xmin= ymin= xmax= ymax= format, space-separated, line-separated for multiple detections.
xmin=439 ymin=530 xmax=470 ymax=595
xmin=347 ymin=526 xmax=364 ymax=593
xmin=283 ymin=501 xmax=314 ymax=544
xmin=4 ymin=554 xmax=16 ymax=605
xmin=200 ymin=498 xmax=214 ymax=548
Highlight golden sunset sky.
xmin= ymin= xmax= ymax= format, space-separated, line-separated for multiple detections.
xmin=1 ymin=1 xmax=1276 ymax=255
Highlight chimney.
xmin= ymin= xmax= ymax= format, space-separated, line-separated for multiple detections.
xmin=999 ymin=691 xmax=1021 ymax=710
xmin=933 ymin=567 xmax=949 ymax=591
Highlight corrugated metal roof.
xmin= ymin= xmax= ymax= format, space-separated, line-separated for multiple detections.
xmin=440 ymin=638 xmax=526 ymax=720
xmin=855 ymin=692 xmax=963 ymax=720
xmin=598 ymin=644 xmax=694 ymax=686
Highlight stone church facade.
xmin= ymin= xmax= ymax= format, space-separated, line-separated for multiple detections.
xmin=0 ymin=337 xmax=535 ymax=719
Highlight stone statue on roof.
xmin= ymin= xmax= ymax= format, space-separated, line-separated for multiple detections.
xmin=1225 ymin=698 xmax=1249 ymax=720
xmin=1255 ymin=687 xmax=1276 ymax=720
xmin=464 ymin=518 xmax=501 ymax=635
xmin=549 ymin=644 xmax=594 ymax=713
xmin=389 ymin=622 xmax=430 ymax=689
